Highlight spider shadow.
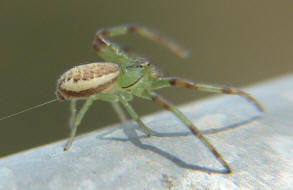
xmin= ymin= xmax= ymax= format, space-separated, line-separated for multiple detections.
xmin=97 ymin=115 xmax=261 ymax=174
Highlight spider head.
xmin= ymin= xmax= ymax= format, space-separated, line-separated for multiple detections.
xmin=116 ymin=60 xmax=151 ymax=88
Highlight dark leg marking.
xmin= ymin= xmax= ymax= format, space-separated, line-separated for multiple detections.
xmin=92 ymin=30 xmax=108 ymax=52
xmin=169 ymin=78 xmax=199 ymax=89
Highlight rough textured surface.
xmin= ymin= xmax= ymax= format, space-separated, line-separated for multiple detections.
xmin=0 ymin=74 xmax=293 ymax=190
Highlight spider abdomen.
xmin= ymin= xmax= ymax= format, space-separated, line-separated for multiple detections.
xmin=56 ymin=62 xmax=120 ymax=100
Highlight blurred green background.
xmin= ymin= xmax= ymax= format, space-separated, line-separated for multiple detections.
xmin=0 ymin=1 xmax=293 ymax=157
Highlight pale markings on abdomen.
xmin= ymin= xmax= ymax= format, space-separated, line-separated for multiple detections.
xmin=56 ymin=62 xmax=120 ymax=100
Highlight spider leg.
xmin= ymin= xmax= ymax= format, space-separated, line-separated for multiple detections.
xmin=111 ymin=102 xmax=128 ymax=122
xmin=118 ymin=94 xmax=151 ymax=136
xmin=64 ymin=96 xmax=95 ymax=151
xmin=151 ymin=77 xmax=264 ymax=112
xmin=64 ymin=93 xmax=119 ymax=151
xmin=148 ymin=91 xmax=232 ymax=173
xmin=69 ymin=99 xmax=77 ymax=127
xmin=93 ymin=24 xmax=189 ymax=65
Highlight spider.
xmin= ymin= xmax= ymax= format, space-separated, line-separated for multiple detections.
xmin=56 ymin=24 xmax=264 ymax=174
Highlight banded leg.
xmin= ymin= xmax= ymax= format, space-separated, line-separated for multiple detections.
xmin=118 ymin=94 xmax=151 ymax=136
xmin=93 ymin=24 xmax=189 ymax=65
xmin=149 ymin=92 xmax=232 ymax=173
xmin=151 ymin=77 xmax=264 ymax=112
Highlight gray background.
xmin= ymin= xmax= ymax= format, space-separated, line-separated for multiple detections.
xmin=0 ymin=0 xmax=293 ymax=157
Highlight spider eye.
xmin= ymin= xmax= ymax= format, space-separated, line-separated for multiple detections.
xmin=139 ymin=62 xmax=150 ymax=67
xmin=135 ymin=64 xmax=142 ymax=68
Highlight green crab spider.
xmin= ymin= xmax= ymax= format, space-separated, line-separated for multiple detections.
xmin=56 ymin=24 xmax=264 ymax=174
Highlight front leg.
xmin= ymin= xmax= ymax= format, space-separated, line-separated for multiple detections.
xmin=93 ymin=24 xmax=189 ymax=65
xmin=151 ymin=77 xmax=264 ymax=112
